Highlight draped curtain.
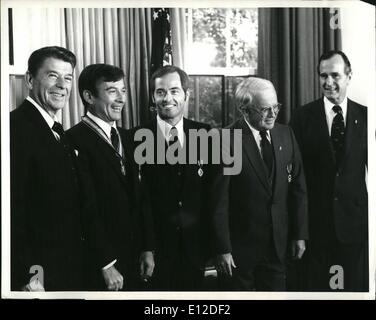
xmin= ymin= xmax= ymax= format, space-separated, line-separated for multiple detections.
xmin=64 ymin=8 xmax=153 ymax=129
xmin=258 ymin=8 xmax=342 ymax=124
xmin=170 ymin=8 xmax=187 ymax=70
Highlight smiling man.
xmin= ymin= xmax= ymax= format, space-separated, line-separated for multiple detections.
xmin=67 ymin=64 xmax=154 ymax=291
xmin=290 ymin=51 xmax=368 ymax=291
xmin=213 ymin=77 xmax=308 ymax=291
xmin=10 ymin=46 xmax=88 ymax=291
xmin=129 ymin=65 xmax=213 ymax=290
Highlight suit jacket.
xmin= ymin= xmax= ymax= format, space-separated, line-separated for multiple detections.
xmin=290 ymin=98 xmax=368 ymax=245
xmin=130 ymin=117 xmax=213 ymax=268
xmin=212 ymin=118 xmax=309 ymax=267
xmin=67 ymin=121 xmax=154 ymax=289
xmin=10 ymin=100 xmax=87 ymax=290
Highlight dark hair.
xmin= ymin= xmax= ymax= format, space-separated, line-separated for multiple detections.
xmin=28 ymin=46 xmax=76 ymax=77
xmin=317 ymin=50 xmax=352 ymax=75
xmin=78 ymin=63 xmax=125 ymax=110
xmin=150 ymin=65 xmax=189 ymax=95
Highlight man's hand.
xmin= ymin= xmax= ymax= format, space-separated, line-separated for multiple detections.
xmin=102 ymin=265 xmax=124 ymax=291
xmin=215 ymin=253 xmax=236 ymax=277
xmin=140 ymin=251 xmax=155 ymax=282
xmin=22 ymin=279 xmax=45 ymax=291
xmin=291 ymin=240 xmax=306 ymax=260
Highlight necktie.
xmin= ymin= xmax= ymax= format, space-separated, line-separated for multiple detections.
xmin=168 ymin=126 xmax=178 ymax=146
xmin=52 ymin=121 xmax=75 ymax=165
xmin=111 ymin=127 xmax=120 ymax=152
xmin=52 ymin=121 xmax=65 ymax=141
xmin=331 ymin=105 xmax=346 ymax=165
xmin=259 ymin=130 xmax=274 ymax=177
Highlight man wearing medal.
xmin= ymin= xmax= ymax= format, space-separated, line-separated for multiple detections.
xmin=130 ymin=65 xmax=213 ymax=290
xmin=67 ymin=64 xmax=154 ymax=290
xmin=213 ymin=77 xmax=309 ymax=291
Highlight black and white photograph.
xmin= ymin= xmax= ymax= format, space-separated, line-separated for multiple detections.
xmin=1 ymin=0 xmax=375 ymax=301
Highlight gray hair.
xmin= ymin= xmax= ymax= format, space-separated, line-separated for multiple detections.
xmin=235 ymin=77 xmax=275 ymax=113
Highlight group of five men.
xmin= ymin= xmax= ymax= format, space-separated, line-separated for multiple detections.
xmin=10 ymin=46 xmax=368 ymax=292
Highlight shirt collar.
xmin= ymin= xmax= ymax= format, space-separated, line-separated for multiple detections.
xmin=86 ymin=111 xmax=117 ymax=139
xmin=26 ymin=96 xmax=58 ymax=129
xmin=156 ymin=114 xmax=185 ymax=144
xmin=324 ymin=96 xmax=348 ymax=120
xmin=243 ymin=116 xmax=271 ymax=141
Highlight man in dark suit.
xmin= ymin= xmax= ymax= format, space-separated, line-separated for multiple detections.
xmin=131 ymin=65 xmax=213 ymax=290
xmin=10 ymin=46 xmax=87 ymax=291
xmin=213 ymin=77 xmax=308 ymax=291
xmin=290 ymin=50 xmax=368 ymax=291
xmin=67 ymin=64 xmax=154 ymax=291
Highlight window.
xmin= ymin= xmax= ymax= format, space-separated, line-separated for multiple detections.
xmin=185 ymin=8 xmax=258 ymax=127
xmin=186 ymin=8 xmax=258 ymax=76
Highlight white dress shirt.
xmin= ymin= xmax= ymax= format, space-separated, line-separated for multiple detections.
xmin=156 ymin=114 xmax=185 ymax=147
xmin=26 ymin=96 xmax=60 ymax=140
xmin=244 ymin=116 xmax=271 ymax=156
xmin=323 ymin=96 xmax=348 ymax=136
xmin=86 ymin=111 xmax=118 ymax=142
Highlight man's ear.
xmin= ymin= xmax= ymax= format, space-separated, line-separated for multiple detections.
xmin=25 ymin=71 xmax=33 ymax=90
xmin=82 ymin=89 xmax=94 ymax=105
xmin=347 ymin=70 xmax=353 ymax=82
xmin=184 ymin=90 xmax=190 ymax=102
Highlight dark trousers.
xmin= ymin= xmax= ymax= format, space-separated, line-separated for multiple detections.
xmin=218 ymin=238 xmax=286 ymax=291
xmin=299 ymin=238 xmax=368 ymax=292
xmin=151 ymin=231 xmax=204 ymax=291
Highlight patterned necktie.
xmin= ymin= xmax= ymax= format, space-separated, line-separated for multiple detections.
xmin=331 ymin=105 xmax=346 ymax=165
xmin=52 ymin=121 xmax=65 ymax=141
xmin=259 ymin=130 xmax=274 ymax=177
xmin=111 ymin=127 xmax=120 ymax=152
xmin=168 ymin=126 xmax=178 ymax=146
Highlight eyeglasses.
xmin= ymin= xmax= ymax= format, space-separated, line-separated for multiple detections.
xmin=245 ymin=103 xmax=282 ymax=116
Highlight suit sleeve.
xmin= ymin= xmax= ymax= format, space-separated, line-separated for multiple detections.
xmin=123 ymin=129 xmax=155 ymax=252
xmin=10 ymin=116 xmax=34 ymax=290
xmin=67 ymin=134 xmax=117 ymax=268
xmin=288 ymin=126 xmax=309 ymax=240
xmin=209 ymin=128 xmax=232 ymax=255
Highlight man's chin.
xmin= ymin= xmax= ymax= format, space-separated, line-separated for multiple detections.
xmin=264 ymin=121 xmax=275 ymax=130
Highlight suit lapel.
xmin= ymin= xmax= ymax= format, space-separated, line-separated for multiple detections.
xmin=316 ymin=99 xmax=336 ymax=165
xmin=270 ymin=125 xmax=284 ymax=193
xmin=83 ymin=124 xmax=128 ymax=186
xmin=341 ymin=99 xmax=361 ymax=169
xmin=20 ymin=100 xmax=59 ymax=147
xmin=238 ymin=118 xmax=271 ymax=194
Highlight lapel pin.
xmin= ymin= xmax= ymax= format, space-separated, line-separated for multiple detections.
xmin=198 ymin=160 xmax=204 ymax=177
xmin=287 ymin=163 xmax=292 ymax=183
xmin=74 ymin=149 xmax=79 ymax=157
xmin=279 ymin=146 xmax=282 ymax=151
xmin=355 ymin=119 xmax=358 ymax=124
xmin=120 ymin=161 xmax=126 ymax=176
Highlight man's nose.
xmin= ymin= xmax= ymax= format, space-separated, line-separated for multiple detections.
xmin=55 ymin=76 xmax=69 ymax=89
xmin=325 ymin=76 xmax=334 ymax=86
xmin=266 ymin=107 xmax=277 ymax=117
xmin=163 ymin=91 xmax=173 ymax=101
xmin=116 ymin=91 xmax=126 ymax=103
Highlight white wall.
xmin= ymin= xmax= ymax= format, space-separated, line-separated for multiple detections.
xmin=341 ymin=4 xmax=375 ymax=107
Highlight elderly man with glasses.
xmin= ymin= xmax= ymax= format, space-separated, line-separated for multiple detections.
xmin=212 ymin=77 xmax=309 ymax=291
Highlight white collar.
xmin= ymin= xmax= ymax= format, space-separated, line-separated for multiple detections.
xmin=86 ymin=111 xmax=117 ymax=139
xmin=26 ymin=96 xmax=58 ymax=129
xmin=324 ymin=96 xmax=348 ymax=120
xmin=156 ymin=114 xmax=185 ymax=145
